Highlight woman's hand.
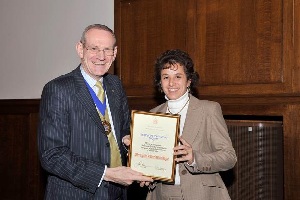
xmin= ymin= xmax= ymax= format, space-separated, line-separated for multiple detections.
xmin=173 ymin=137 xmax=194 ymax=165
xmin=122 ymin=135 xmax=131 ymax=146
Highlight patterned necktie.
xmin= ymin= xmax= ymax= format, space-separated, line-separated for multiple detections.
xmin=95 ymin=81 xmax=122 ymax=167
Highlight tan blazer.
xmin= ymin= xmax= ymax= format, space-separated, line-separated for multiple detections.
xmin=147 ymin=95 xmax=237 ymax=200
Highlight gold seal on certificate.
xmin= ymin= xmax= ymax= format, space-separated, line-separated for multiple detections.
xmin=128 ymin=110 xmax=180 ymax=183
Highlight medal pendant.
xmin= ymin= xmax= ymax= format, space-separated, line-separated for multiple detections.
xmin=102 ymin=120 xmax=111 ymax=135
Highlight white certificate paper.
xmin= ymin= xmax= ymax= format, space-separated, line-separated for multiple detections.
xmin=128 ymin=110 xmax=180 ymax=182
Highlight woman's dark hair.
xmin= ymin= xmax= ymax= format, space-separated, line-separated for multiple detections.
xmin=154 ymin=49 xmax=199 ymax=93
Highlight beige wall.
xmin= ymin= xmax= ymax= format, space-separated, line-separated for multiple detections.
xmin=0 ymin=0 xmax=113 ymax=99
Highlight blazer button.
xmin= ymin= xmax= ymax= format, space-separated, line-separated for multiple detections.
xmin=181 ymin=170 xmax=187 ymax=175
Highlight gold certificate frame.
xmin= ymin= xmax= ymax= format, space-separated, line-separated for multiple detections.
xmin=128 ymin=110 xmax=180 ymax=183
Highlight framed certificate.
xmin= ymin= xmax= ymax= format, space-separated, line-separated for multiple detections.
xmin=128 ymin=110 xmax=180 ymax=183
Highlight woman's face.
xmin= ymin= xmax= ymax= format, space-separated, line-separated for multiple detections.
xmin=160 ymin=63 xmax=191 ymax=100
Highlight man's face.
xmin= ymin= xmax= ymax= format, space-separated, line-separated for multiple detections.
xmin=76 ymin=28 xmax=117 ymax=80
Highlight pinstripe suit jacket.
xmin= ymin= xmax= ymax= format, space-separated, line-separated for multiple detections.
xmin=147 ymin=95 xmax=237 ymax=200
xmin=38 ymin=66 xmax=130 ymax=199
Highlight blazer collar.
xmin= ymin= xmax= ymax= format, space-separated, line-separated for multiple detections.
xmin=72 ymin=66 xmax=104 ymax=131
xmin=181 ymin=95 xmax=204 ymax=144
xmin=154 ymin=95 xmax=204 ymax=144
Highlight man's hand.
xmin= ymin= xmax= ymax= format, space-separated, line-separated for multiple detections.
xmin=104 ymin=166 xmax=153 ymax=186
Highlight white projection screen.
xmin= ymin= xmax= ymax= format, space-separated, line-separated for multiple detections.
xmin=0 ymin=0 xmax=113 ymax=99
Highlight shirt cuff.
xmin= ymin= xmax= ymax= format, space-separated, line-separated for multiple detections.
xmin=98 ymin=165 xmax=107 ymax=187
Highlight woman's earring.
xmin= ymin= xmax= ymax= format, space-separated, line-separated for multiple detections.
xmin=187 ymin=86 xmax=191 ymax=93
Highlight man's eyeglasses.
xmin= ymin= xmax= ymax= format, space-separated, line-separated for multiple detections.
xmin=84 ymin=46 xmax=114 ymax=56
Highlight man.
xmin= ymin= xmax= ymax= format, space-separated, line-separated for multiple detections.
xmin=38 ymin=24 xmax=152 ymax=199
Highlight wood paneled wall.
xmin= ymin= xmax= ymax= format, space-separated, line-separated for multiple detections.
xmin=115 ymin=0 xmax=300 ymax=199
xmin=0 ymin=100 xmax=46 ymax=200
xmin=115 ymin=0 xmax=299 ymax=98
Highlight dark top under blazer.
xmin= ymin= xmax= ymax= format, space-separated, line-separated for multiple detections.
xmin=38 ymin=66 xmax=130 ymax=199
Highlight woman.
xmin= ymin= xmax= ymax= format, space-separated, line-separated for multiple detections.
xmin=146 ymin=49 xmax=237 ymax=200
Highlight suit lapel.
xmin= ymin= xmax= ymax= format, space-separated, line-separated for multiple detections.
xmin=153 ymin=97 xmax=203 ymax=144
xmin=181 ymin=95 xmax=204 ymax=144
xmin=72 ymin=67 xmax=104 ymax=131
xmin=103 ymin=76 xmax=121 ymax=140
xmin=155 ymin=103 xmax=168 ymax=113
xmin=103 ymin=77 xmax=117 ymax=113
